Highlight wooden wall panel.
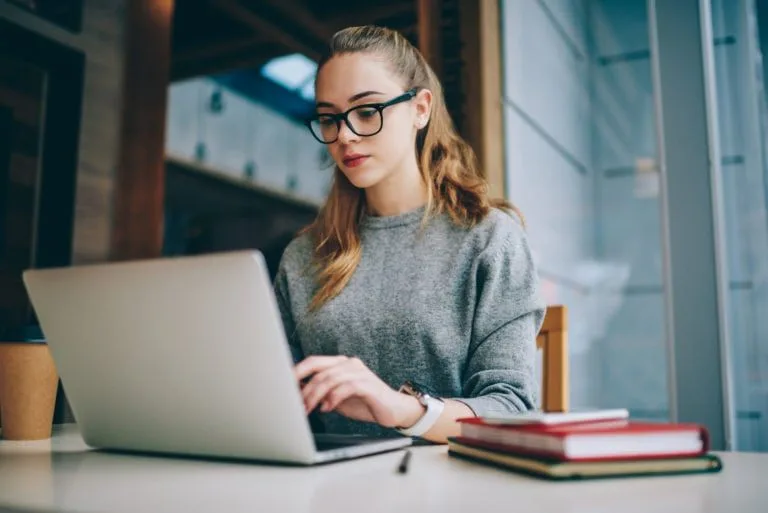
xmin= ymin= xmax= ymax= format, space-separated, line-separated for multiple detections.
xmin=0 ymin=0 xmax=128 ymax=265
xmin=416 ymin=0 xmax=507 ymax=200
xmin=0 ymin=18 xmax=85 ymax=338
xmin=0 ymin=0 xmax=174 ymax=423
xmin=2 ymin=0 xmax=174 ymax=263
xmin=0 ymin=59 xmax=44 ymax=329
xmin=69 ymin=1 xmax=126 ymax=264
xmin=417 ymin=0 xmax=443 ymax=79
xmin=111 ymin=0 xmax=174 ymax=261
xmin=459 ymin=0 xmax=505 ymax=199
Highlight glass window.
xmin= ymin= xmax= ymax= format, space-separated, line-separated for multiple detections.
xmin=710 ymin=0 xmax=768 ymax=452
xmin=261 ymin=53 xmax=318 ymax=101
xmin=501 ymin=0 xmax=670 ymax=420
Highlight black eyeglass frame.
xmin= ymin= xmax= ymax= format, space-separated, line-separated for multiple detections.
xmin=305 ymin=87 xmax=419 ymax=144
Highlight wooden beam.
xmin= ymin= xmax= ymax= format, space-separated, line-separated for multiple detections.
xmin=417 ymin=0 xmax=443 ymax=80
xmin=174 ymin=35 xmax=264 ymax=64
xmin=111 ymin=0 xmax=174 ymax=261
xmin=258 ymin=0 xmax=334 ymax=43
xmin=333 ymin=3 xmax=416 ymax=26
xmin=213 ymin=0 xmax=323 ymax=61
xmin=459 ymin=0 xmax=505 ymax=199
xmin=172 ymin=47 xmax=281 ymax=81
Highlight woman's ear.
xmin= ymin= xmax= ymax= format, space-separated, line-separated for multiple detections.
xmin=414 ymin=88 xmax=433 ymax=128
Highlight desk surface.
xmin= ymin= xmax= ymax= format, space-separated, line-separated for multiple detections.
xmin=1 ymin=424 xmax=767 ymax=513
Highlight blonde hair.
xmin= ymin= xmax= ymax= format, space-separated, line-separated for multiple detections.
xmin=305 ymin=25 xmax=522 ymax=310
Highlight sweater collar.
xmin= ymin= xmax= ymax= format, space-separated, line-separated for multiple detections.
xmin=360 ymin=204 xmax=428 ymax=230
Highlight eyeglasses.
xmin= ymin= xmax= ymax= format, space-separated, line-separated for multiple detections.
xmin=305 ymin=88 xmax=418 ymax=144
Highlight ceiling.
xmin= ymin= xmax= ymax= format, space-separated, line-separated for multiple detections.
xmin=170 ymin=0 xmax=418 ymax=81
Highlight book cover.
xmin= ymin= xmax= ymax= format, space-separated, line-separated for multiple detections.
xmin=447 ymin=438 xmax=723 ymax=481
xmin=457 ymin=419 xmax=710 ymax=461
xmin=458 ymin=408 xmax=629 ymax=426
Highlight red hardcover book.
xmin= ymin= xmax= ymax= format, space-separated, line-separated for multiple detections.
xmin=456 ymin=418 xmax=710 ymax=462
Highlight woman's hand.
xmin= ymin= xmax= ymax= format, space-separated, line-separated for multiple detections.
xmin=294 ymin=355 xmax=424 ymax=428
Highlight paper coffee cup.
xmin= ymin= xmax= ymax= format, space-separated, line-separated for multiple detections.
xmin=0 ymin=343 xmax=58 ymax=440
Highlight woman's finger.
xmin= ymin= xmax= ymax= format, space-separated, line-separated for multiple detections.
xmin=321 ymin=382 xmax=362 ymax=412
xmin=300 ymin=357 xmax=365 ymax=395
xmin=302 ymin=364 xmax=362 ymax=413
xmin=294 ymin=355 xmax=348 ymax=382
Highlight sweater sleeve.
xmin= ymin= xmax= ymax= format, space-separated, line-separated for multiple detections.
xmin=274 ymin=254 xmax=327 ymax=434
xmin=454 ymin=222 xmax=546 ymax=416
xmin=274 ymin=261 xmax=304 ymax=365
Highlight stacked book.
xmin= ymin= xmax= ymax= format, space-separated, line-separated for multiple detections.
xmin=447 ymin=409 xmax=723 ymax=480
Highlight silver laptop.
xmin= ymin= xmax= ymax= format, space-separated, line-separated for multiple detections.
xmin=22 ymin=250 xmax=412 ymax=464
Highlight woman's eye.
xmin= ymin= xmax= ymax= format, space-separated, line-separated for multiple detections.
xmin=318 ymin=117 xmax=336 ymax=127
xmin=357 ymin=108 xmax=377 ymax=119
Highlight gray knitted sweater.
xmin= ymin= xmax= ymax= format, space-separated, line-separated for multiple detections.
xmin=274 ymin=205 xmax=545 ymax=437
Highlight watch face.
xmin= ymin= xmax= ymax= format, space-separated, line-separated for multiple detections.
xmin=405 ymin=380 xmax=439 ymax=398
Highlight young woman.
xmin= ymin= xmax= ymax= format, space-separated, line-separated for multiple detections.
xmin=274 ymin=25 xmax=545 ymax=444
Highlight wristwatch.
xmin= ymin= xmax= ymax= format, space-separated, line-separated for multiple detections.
xmin=395 ymin=380 xmax=445 ymax=437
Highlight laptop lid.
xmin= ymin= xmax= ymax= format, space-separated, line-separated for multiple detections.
xmin=22 ymin=251 xmax=320 ymax=464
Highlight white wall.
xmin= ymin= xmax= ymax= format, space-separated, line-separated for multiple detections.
xmin=166 ymin=78 xmax=333 ymax=205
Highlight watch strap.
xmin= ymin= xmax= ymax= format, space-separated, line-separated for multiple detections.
xmin=395 ymin=394 xmax=445 ymax=437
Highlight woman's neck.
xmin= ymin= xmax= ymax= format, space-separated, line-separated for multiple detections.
xmin=364 ymin=159 xmax=428 ymax=217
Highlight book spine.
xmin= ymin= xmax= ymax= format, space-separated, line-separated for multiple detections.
xmin=461 ymin=423 xmax=565 ymax=455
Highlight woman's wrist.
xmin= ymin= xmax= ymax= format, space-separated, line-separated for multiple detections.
xmin=390 ymin=390 xmax=426 ymax=428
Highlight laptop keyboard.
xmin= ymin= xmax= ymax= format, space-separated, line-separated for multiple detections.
xmin=313 ymin=434 xmax=396 ymax=451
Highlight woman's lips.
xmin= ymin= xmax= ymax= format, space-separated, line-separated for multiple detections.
xmin=343 ymin=154 xmax=370 ymax=167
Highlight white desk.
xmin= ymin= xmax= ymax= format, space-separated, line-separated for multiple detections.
xmin=1 ymin=424 xmax=767 ymax=513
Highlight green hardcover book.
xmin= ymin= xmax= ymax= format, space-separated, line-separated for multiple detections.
xmin=446 ymin=437 xmax=723 ymax=481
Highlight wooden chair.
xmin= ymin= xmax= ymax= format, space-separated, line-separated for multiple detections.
xmin=536 ymin=305 xmax=569 ymax=412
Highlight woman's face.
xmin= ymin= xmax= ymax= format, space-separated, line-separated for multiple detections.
xmin=313 ymin=52 xmax=430 ymax=189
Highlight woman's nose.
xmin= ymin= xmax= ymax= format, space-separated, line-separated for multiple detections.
xmin=337 ymin=120 xmax=360 ymax=144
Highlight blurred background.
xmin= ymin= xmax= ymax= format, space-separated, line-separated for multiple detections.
xmin=0 ymin=0 xmax=766 ymax=452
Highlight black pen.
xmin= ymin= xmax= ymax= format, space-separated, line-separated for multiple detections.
xmin=397 ymin=449 xmax=412 ymax=474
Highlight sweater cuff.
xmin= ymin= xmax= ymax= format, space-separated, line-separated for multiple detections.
xmin=452 ymin=394 xmax=530 ymax=418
